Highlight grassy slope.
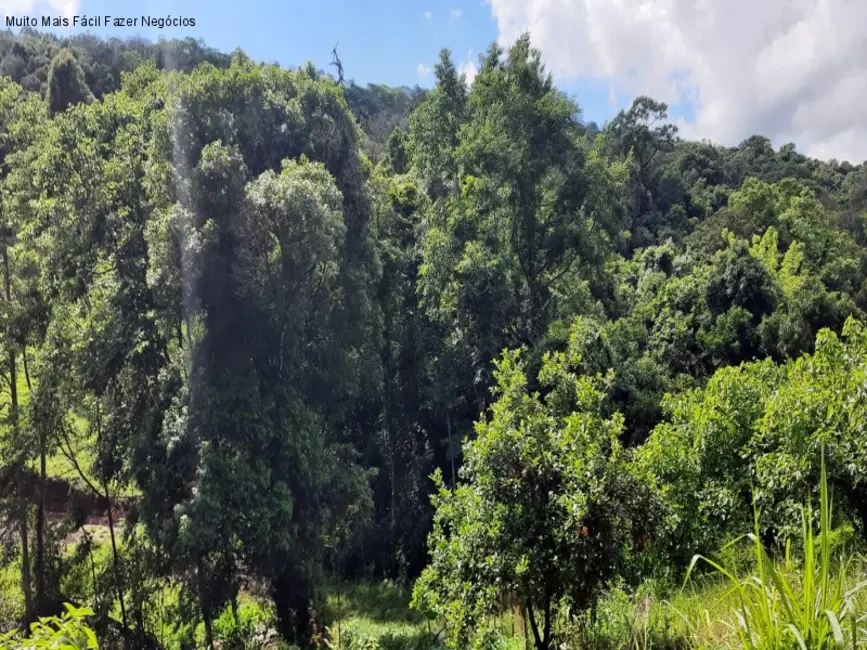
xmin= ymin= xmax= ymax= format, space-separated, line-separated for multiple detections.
xmin=2 ymin=355 xmax=137 ymax=497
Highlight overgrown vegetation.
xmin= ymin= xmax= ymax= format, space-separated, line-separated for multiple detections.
xmin=1 ymin=26 xmax=866 ymax=650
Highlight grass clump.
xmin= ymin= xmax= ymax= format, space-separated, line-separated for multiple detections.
xmin=682 ymin=453 xmax=867 ymax=650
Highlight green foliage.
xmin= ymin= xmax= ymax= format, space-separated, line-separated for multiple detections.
xmin=0 ymin=604 xmax=97 ymax=650
xmin=343 ymin=83 xmax=425 ymax=161
xmin=0 ymin=30 xmax=230 ymax=98
xmin=682 ymin=457 xmax=867 ymax=650
xmin=566 ymin=584 xmax=686 ymax=650
xmin=45 ymin=49 xmax=92 ymax=116
xmin=415 ymin=36 xmax=627 ymax=408
xmin=5 ymin=27 xmax=867 ymax=650
xmin=640 ymin=318 xmax=867 ymax=565
xmin=209 ymin=600 xmax=278 ymax=650
xmin=407 ymin=49 xmax=466 ymax=195
xmin=413 ymin=320 xmax=661 ymax=650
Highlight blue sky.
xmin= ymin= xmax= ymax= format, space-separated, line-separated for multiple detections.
xmin=6 ymin=0 xmax=866 ymax=161
xmin=15 ymin=0 xmax=631 ymax=128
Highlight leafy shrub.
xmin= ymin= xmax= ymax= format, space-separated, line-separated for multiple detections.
xmin=561 ymin=583 xmax=688 ymax=650
xmin=0 ymin=603 xmax=97 ymax=650
xmin=208 ymin=599 xmax=277 ymax=650
xmin=639 ymin=318 xmax=867 ymax=566
xmin=321 ymin=628 xmax=378 ymax=650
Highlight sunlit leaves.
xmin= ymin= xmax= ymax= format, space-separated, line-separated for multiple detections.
xmin=414 ymin=319 xmax=660 ymax=650
xmin=640 ymin=317 xmax=867 ymax=565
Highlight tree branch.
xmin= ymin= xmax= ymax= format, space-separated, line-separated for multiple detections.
xmin=57 ymin=425 xmax=101 ymax=499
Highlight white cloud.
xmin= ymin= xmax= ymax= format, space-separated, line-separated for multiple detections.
xmin=0 ymin=0 xmax=78 ymax=17
xmin=451 ymin=8 xmax=463 ymax=19
xmin=458 ymin=50 xmax=478 ymax=86
xmin=423 ymin=10 xmax=432 ymax=19
xmin=417 ymin=63 xmax=431 ymax=77
xmin=486 ymin=0 xmax=867 ymax=164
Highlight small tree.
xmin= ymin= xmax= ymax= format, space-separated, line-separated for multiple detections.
xmin=412 ymin=318 xmax=660 ymax=650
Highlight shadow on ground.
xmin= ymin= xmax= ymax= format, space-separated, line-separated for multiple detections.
xmin=325 ymin=580 xmax=426 ymax=625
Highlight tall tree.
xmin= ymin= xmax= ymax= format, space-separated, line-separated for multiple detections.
xmin=45 ymin=49 xmax=92 ymax=116
xmin=416 ymin=34 xmax=626 ymax=406
xmin=408 ymin=49 xmax=467 ymax=199
xmin=0 ymin=77 xmax=47 ymax=626
xmin=135 ymin=56 xmax=378 ymax=647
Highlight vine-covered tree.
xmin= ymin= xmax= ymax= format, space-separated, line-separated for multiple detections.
xmin=45 ymin=49 xmax=92 ymax=115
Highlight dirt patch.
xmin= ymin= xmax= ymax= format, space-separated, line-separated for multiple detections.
xmin=1 ymin=471 xmax=136 ymax=548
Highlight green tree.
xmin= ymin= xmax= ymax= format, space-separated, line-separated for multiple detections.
xmin=132 ymin=57 xmax=377 ymax=647
xmin=606 ymin=96 xmax=678 ymax=248
xmin=45 ymin=49 xmax=92 ymax=116
xmin=408 ymin=49 xmax=467 ymax=199
xmin=413 ymin=319 xmax=659 ymax=650
xmin=416 ymin=35 xmax=627 ymax=412
xmin=0 ymin=76 xmax=49 ymax=627
xmin=639 ymin=317 xmax=867 ymax=565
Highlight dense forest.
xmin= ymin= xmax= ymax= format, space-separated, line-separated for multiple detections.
xmin=1 ymin=27 xmax=867 ymax=650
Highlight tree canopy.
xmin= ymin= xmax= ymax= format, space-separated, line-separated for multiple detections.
xmin=1 ymin=28 xmax=867 ymax=650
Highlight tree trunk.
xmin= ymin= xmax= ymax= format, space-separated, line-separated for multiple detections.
xmin=196 ymin=556 xmax=214 ymax=650
xmin=383 ymin=310 xmax=397 ymax=531
xmin=35 ymin=421 xmax=46 ymax=614
xmin=272 ymin=566 xmax=312 ymax=649
xmin=184 ymin=314 xmax=193 ymax=352
xmin=22 ymin=349 xmax=32 ymax=393
xmin=5 ymin=246 xmax=33 ymax=623
xmin=525 ymin=599 xmax=547 ymax=650
xmin=84 ymin=528 xmax=99 ymax=608
xmin=35 ymin=348 xmax=47 ymax=614
xmin=8 ymin=351 xmax=32 ymax=624
xmin=203 ymin=613 xmax=215 ymax=650
xmin=18 ymin=479 xmax=33 ymax=624
xmin=105 ymin=482 xmax=129 ymax=647
xmin=445 ymin=409 xmax=455 ymax=488
xmin=542 ymin=591 xmax=552 ymax=650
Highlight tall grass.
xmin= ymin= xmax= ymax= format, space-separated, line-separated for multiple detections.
xmin=683 ymin=454 xmax=867 ymax=650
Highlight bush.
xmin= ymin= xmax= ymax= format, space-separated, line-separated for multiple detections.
xmin=565 ymin=584 xmax=687 ymax=650
xmin=639 ymin=318 xmax=867 ymax=566
xmin=208 ymin=599 xmax=277 ymax=650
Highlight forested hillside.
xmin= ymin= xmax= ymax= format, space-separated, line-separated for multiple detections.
xmin=1 ymin=29 xmax=867 ymax=650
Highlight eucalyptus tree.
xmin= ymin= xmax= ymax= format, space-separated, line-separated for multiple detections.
xmin=0 ymin=76 xmax=50 ymax=624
